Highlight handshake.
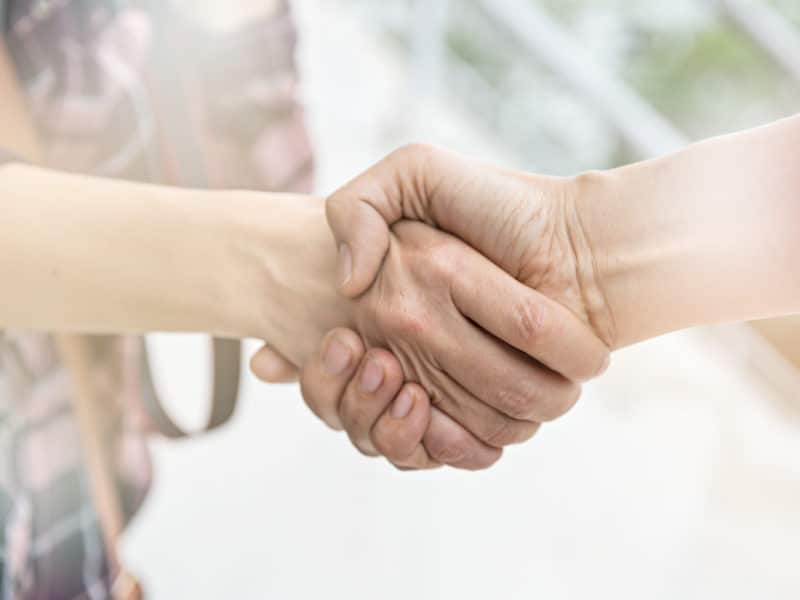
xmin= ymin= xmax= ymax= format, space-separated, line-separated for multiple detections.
xmin=3 ymin=112 xmax=798 ymax=471
xmin=245 ymin=118 xmax=800 ymax=471
xmin=250 ymin=144 xmax=614 ymax=471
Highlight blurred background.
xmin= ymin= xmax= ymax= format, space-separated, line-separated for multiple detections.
xmin=122 ymin=1 xmax=800 ymax=598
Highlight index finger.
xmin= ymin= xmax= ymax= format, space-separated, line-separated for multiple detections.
xmin=450 ymin=255 xmax=610 ymax=382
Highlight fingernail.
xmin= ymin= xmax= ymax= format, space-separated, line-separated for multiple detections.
xmin=360 ymin=359 xmax=384 ymax=393
xmin=390 ymin=389 xmax=414 ymax=419
xmin=323 ymin=338 xmax=351 ymax=375
xmin=597 ymin=354 xmax=611 ymax=376
xmin=338 ymin=243 xmax=352 ymax=287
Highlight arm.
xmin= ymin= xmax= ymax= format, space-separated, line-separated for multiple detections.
xmin=299 ymin=116 xmax=800 ymax=471
xmin=325 ymin=115 xmax=800 ymax=351
xmin=577 ymin=114 xmax=800 ymax=348
xmin=1 ymin=37 xmax=348 ymax=352
xmin=4 ymin=33 xmax=567 ymax=472
xmin=4 ymin=161 xmax=583 ymax=472
xmin=0 ymin=163 xmax=348 ymax=347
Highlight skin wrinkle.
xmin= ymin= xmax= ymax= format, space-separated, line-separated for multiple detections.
xmin=422 ymin=148 xmax=451 ymax=224
xmin=364 ymin=240 xmax=444 ymax=380
xmin=539 ymin=218 xmax=560 ymax=293
xmin=504 ymin=176 xmax=615 ymax=354
xmin=559 ymin=196 xmax=596 ymax=336
xmin=529 ymin=202 xmax=560 ymax=290
xmin=409 ymin=147 xmax=432 ymax=222
xmin=394 ymin=145 xmax=433 ymax=224
xmin=432 ymin=171 xmax=481 ymax=241
xmin=428 ymin=367 xmax=517 ymax=447
xmin=513 ymin=182 xmax=559 ymax=288
xmin=358 ymin=161 xmax=400 ymax=225
xmin=422 ymin=390 xmax=502 ymax=463
xmin=362 ymin=176 xmax=599 ymax=434
xmin=569 ymin=173 xmax=619 ymax=348
xmin=360 ymin=223 xmax=537 ymax=451
xmin=498 ymin=188 xmax=535 ymax=279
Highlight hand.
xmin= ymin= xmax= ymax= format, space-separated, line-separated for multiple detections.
xmin=254 ymin=210 xmax=594 ymax=468
xmin=253 ymin=147 xmax=612 ymax=470
xmin=300 ymin=145 xmax=614 ymax=470
xmin=252 ymin=332 xmax=441 ymax=470
xmin=328 ymin=144 xmax=616 ymax=350
xmin=261 ymin=115 xmax=800 ymax=470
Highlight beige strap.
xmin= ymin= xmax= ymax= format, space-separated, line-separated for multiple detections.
xmin=57 ymin=336 xmax=143 ymax=600
xmin=141 ymin=337 xmax=241 ymax=438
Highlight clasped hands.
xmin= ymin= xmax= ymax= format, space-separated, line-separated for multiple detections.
xmin=251 ymin=144 xmax=614 ymax=471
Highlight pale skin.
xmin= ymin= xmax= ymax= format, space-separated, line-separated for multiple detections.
xmin=1 ymin=40 xmax=602 ymax=471
xmin=0 ymin=162 xmax=606 ymax=469
xmin=253 ymin=114 xmax=800 ymax=470
xmin=4 ymin=22 xmax=800 ymax=469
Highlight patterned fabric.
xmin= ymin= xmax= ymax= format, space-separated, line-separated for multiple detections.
xmin=0 ymin=1 xmax=313 ymax=598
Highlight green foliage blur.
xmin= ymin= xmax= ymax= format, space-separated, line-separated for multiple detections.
xmin=368 ymin=0 xmax=800 ymax=172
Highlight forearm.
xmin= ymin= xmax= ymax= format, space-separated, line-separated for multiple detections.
xmin=576 ymin=115 xmax=800 ymax=349
xmin=0 ymin=163 xmax=337 ymax=342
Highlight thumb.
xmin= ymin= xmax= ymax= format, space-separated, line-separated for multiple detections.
xmin=326 ymin=144 xmax=449 ymax=298
xmin=326 ymin=173 xmax=394 ymax=298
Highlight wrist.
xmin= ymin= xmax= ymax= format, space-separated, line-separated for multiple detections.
xmin=573 ymin=121 xmax=800 ymax=348
xmin=572 ymin=161 xmax=718 ymax=350
xmin=219 ymin=192 xmax=354 ymax=365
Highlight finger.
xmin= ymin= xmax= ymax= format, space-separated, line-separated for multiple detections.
xmin=423 ymin=407 xmax=503 ymax=471
xmin=371 ymin=383 xmax=438 ymax=469
xmin=423 ymin=366 xmax=542 ymax=447
xmin=326 ymin=172 xmax=393 ymax=298
xmin=450 ymin=248 xmax=610 ymax=382
xmin=435 ymin=318 xmax=582 ymax=423
xmin=339 ymin=348 xmax=405 ymax=456
xmin=325 ymin=144 xmax=443 ymax=298
xmin=299 ymin=328 xmax=365 ymax=431
xmin=392 ymin=452 xmax=442 ymax=471
xmin=249 ymin=344 xmax=299 ymax=383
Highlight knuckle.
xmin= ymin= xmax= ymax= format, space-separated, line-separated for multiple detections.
xmin=425 ymin=433 xmax=470 ymax=465
xmin=423 ymin=241 xmax=462 ymax=282
xmin=428 ymin=387 xmax=445 ymax=409
xmin=512 ymin=297 xmax=548 ymax=344
xmin=494 ymin=387 xmax=536 ymax=420
xmin=399 ymin=310 xmax=428 ymax=338
xmin=379 ymin=301 xmax=428 ymax=338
